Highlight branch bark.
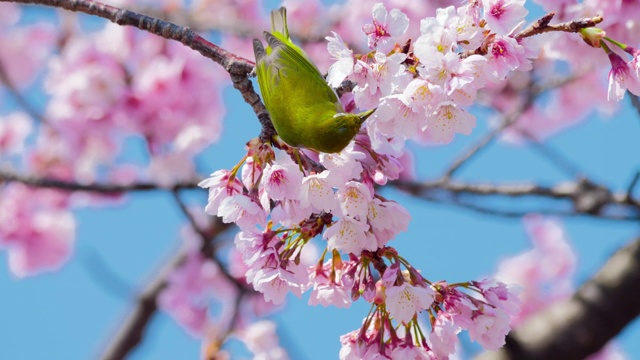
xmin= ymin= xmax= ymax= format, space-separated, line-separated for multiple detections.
xmin=476 ymin=237 xmax=640 ymax=360
xmin=0 ymin=168 xmax=200 ymax=193
xmin=393 ymin=178 xmax=640 ymax=220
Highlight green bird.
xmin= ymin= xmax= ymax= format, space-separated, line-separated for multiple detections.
xmin=252 ymin=7 xmax=375 ymax=153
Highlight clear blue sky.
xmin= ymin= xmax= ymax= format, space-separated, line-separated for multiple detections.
xmin=1 ymin=2 xmax=639 ymax=360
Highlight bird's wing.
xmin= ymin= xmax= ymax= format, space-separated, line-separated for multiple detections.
xmin=258 ymin=32 xmax=331 ymax=102
xmin=252 ymin=38 xmax=272 ymax=106
xmin=270 ymin=7 xmax=289 ymax=39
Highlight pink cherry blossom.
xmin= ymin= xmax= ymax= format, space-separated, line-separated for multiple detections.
xmin=336 ymin=181 xmax=374 ymax=220
xmin=199 ymin=169 xmax=243 ymax=216
xmin=485 ymin=36 xmax=529 ymax=81
xmin=218 ymin=194 xmax=267 ymax=230
xmin=352 ymin=52 xmax=411 ymax=110
xmin=251 ymin=260 xmax=309 ymax=305
xmin=362 ymin=3 xmax=409 ymax=51
xmin=607 ymin=51 xmax=640 ymax=101
xmin=261 ymin=161 xmax=304 ymax=201
xmin=426 ymin=102 xmax=476 ymax=143
xmin=308 ymin=261 xmax=352 ymax=308
xmin=413 ymin=12 xmax=457 ymax=58
xmin=389 ymin=344 xmax=431 ymax=359
xmin=495 ymin=215 xmax=576 ymax=324
xmin=0 ymin=18 xmax=55 ymax=88
xmin=339 ymin=329 xmax=369 ymax=360
xmin=158 ymin=252 xmax=237 ymax=335
xmin=0 ymin=112 xmax=32 ymax=155
xmin=326 ymin=32 xmax=355 ymax=88
xmin=299 ymin=171 xmax=336 ymax=213
xmin=240 ymin=320 xmax=290 ymax=360
xmin=467 ymin=306 xmax=511 ymax=350
xmin=148 ymin=151 xmax=196 ymax=188
xmin=482 ymin=0 xmax=528 ymax=36
xmin=478 ymin=280 xmax=521 ymax=316
xmin=367 ymin=199 xmax=411 ymax=247
xmin=324 ymin=216 xmax=374 ymax=254
xmin=429 ymin=313 xmax=460 ymax=359
xmin=385 ymin=281 xmax=436 ymax=324
xmin=319 ymin=144 xmax=366 ymax=186
xmin=0 ymin=184 xmax=75 ymax=277
xmin=270 ymin=199 xmax=313 ymax=228
xmin=371 ymin=79 xmax=444 ymax=144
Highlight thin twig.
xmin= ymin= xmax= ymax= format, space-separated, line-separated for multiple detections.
xmin=0 ymin=58 xmax=48 ymax=124
xmin=393 ymin=178 xmax=640 ymax=220
xmin=517 ymin=128 xmax=583 ymax=177
xmin=517 ymin=13 xmax=604 ymax=39
xmin=80 ymin=247 xmax=135 ymax=300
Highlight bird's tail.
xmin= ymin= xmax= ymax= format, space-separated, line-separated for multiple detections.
xmin=270 ymin=7 xmax=289 ymax=39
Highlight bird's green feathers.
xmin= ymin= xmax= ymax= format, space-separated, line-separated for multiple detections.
xmin=253 ymin=7 xmax=374 ymax=153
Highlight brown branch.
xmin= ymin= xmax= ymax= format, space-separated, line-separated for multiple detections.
xmin=516 ymin=13 xmax=604 ymax=39
xmin=392 ymin=178 xmax=640 ymax=220
xmin=630 ymin=94 xmax=640 ymax=121
xmin=464 ymin=13 xmax=604 ymax=58
xmin=0 ymin=168 xmax=200 ymax=193
xmin=476 ymin=237 xmax=640 ymax=360
xmin=0 ymin=58 xmax=48 ymax=124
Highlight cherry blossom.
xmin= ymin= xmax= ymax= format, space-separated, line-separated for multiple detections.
xmin=482 ymin=0 xmax=528 ymax=36
xmin=308 ymin=260 xmax=352 ymax=308
xmin=384 ymin=280 xmax=435 ymax=324
xmin=240 ymin=320 xmax=290 ymax=360
xmin=607 ymin=51 xmax=640 ymax=101
xmin=429 ymin=313 xmax=460 ymax=359
xmin=362 ymin=2 xmax=409 ymax=51
xmin=0 ymin=184 xmax=75 ymax=277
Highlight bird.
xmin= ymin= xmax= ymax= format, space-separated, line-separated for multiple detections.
xmin=252 ymin=7 xmax=375 ymax=153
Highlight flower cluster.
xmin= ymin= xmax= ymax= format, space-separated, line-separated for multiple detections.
xmin=198 ymin=2 xmax=537 ymax=357
xmin=0 ymin=183 xmax=75 ymax=277
xmin=44 ymin=23 xmax=226 ymax=183
xmin=0 ymin=8 xmax=227 ymax=276
xmin=490 ymin=0 xmax=640 ymax=141
xmin=327 ymin=0 xmax=537 ymax=154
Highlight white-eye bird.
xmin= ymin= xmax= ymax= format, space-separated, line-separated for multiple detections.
xmin=252 ymin=7 xmax=375 ymax=153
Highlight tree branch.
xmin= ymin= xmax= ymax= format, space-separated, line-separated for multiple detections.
xmin=392 ymin=178 xmax=640 ymax=220
xmin=0 ymin=58 xmax=48 ymax=124
xmin=476 ymin=237 xmax=640 ymax=360
xmin=0 ymin=168 xmax=200 ymax=193
xmin=517 ymin=13 xmax=604 ymax=39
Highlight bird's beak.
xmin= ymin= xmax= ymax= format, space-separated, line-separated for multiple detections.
xmin=359 ymin=108 xmax=376 ymax=121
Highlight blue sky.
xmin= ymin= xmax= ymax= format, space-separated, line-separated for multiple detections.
xmin=1 ymin=2 xmax=640 ymax=360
